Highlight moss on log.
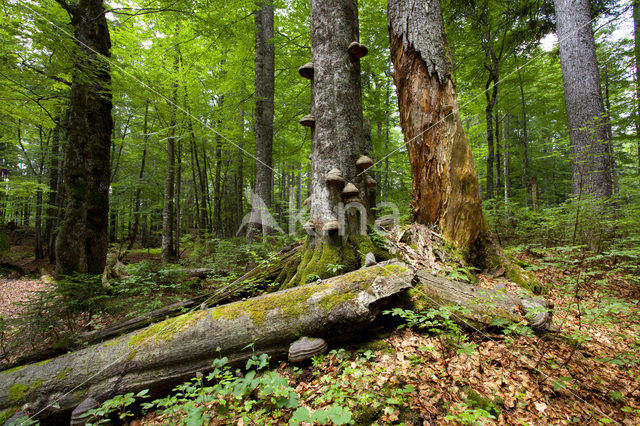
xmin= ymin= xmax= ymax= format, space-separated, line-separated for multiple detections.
xmin=0 ymin=262 xmax=412 ymax=423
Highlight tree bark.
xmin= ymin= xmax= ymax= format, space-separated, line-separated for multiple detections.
xmin=0 ymin=263 xmax=413 ymax=423
xmin=634 ymin=1 xmax=640 ymax=175
xmin=516 ymin=62 xmax=531 ymax=205
xmin=55 ymin=0 xmax=113 ymax=276
xmin=248 ymin=0 xmax=275 ymax=241
xmin=127 ymin=102 xmax=149 ymax=251
xmin=554 ymin=0 xmax=612 ymax=198
xmin=388 ymin=0 xmax=497 ymax=267
xmin=162 ymin=60 xmax=179 ymax=262
xmin=485 ymin=70 xmax=498 ymax=199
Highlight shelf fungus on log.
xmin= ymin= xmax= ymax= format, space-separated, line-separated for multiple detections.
xmin=365 ymin=175 xmax=377 ymax=188
xmin=325 ymin=168 xmax=345 ymax=187
xmin=288 ymin=337 xmax=328 ymax=362
xmin=70 ymin=397 xmax=99 ymax=425
xmin=342 ymin=182 xmax=359 ymax=198
xmin=347 ymin=41 xmax=368 ymax=59
xmin=302 ymin=220 xmax=315 ymax=232
xmin=303 ymin=197 xmax=311 ymax=207
xmin=356 ymin=155 xmax=374 ymax=170
xmin=299 ymin=114 xmax=315 ymax=127
xmin=298 ymin=62 xmax=314 ymax=79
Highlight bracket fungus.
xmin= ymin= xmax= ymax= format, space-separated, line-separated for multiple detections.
xmin=288 ymin=336 xmax=328 ymax=363
xmin=347 ymin=41 xmax=368 ymax=59
xmin=342 ymin=182 xmax=359 ymax=198
xmin=299 ymin=114 xmax=315 ymax=127
xmin=70 ymin=397 xmax=100 ymax=425
xmin=356 ymin=155 xmax=374 ymax=170
xmin=365 ymin=175 xmax=377 ymax=188
xmin=325 ymin=168 xmax=345 ymax=187
xmin=298 ymin=62 xmax=314 ymax=79
xmin=324 ymin=218 xmax=340 ymax=233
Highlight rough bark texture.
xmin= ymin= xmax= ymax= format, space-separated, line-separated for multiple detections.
xmin=309 ymin=0 xmax=368 ymax=240
xmin=248 ymin=0 xmax=275 ymax=241
xmin=554 ymin=0 xmax=612 ymax=198
xmin=388 ymin=0 xmax=496 ymax=266
xmin=55 ymin=0 xmax=113 ymax=275
xmin=634 ymin=1 xmax=640 ymax=175
xmin=0 ymin=263 xmax=413 ymax=423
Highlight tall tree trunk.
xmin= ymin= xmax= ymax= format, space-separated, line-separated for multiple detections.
xmin=554 ymin=0 xmax=612 ymax=198
xmin=502 ymin=114 xmax=510 ymax=206
xmin=162 ymin=77 xmax=178 ymax=262
xmin=634 ymin=1 xmax=640 ymax=175
xmin=516 ymin=63 xmax=531 ymax=205
xmin=45 ymin=118 xmax=62 ymax=261
xmin=281 ymin=0 xmax=374 ymax=288
xmin=602 ymin=63 xmax=619 ymax=196
xmin=384 ymin=79 xmax=391 ymax=202
xmin=213 ymin=100 xmax=224 ymax=235
xmin=248 ymin=0 xmax=275 ymax=241
xmin=495 ymin=111 xmax=502 ymax=195
xmin=484 ymin=70 xmax=498 ymax=200
xmin=55 ymin=0 xmax=113 ymax=276
xmin=128 ymin=102 xmax=149 ymax=251
xmin=389 ymin=0 xmax=501 ymax=268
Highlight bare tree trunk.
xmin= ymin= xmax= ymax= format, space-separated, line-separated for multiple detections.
xmin=516 ymin=63 xmax=531 ymax=205
xmin=495 ymin=112 xmax=502 ymax=196
xmin=634 ymin=1 xmax=640 ymax=175
xmin=162 ymin=72 xmax=178 ymax=262
xmin=502 ymin=114 xmax=510 ymax=206
xmin=55 ymin=0 xmax=113 ymax=276
xmin=484 ymin=70 xmax=498 ymax=200
xmin=248 ymin=0 xmax=275 ymax=241
xmin=175 ymin=128 xmax=182 ymax=256
xmin=555 ymin=0 xmax=612 ymax=198
xmin=602 ymin=63 xmax=619 ymax=196
xmin=388 ymin=0 xmax=500 ymax=268
xmin=128 ymin=102 xmax=148 ymax=251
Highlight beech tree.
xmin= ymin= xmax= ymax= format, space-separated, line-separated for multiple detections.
xmin=54 ymin=0 xmax=113 ymax=275
xmin=280 ymin=0 xmax=380 ymax=286
xmin=248 ymin=0 xmax=275 ymax=241
xmin=554 ymin=0 xmax=612 ymax=198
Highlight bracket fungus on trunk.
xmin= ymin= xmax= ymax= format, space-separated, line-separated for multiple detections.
xmin=342 ymin=182 xmax=359 ymax=198
xmin=365 ymin=175 xmax=377 ymax=188
xmin=299 ymin=114 xmax=315 ymax=127
xmin=323 ymin=218 xmax=340 ymax=233
xmin=347 ymin=41 xmax=368 ymax=59
xmin=325 ymin=168 xmax=345 ymax=187
xmin=356 ymin=155 xmax=373 ymax=170
xmin=298 ymin=62 xmax=314 ymax=79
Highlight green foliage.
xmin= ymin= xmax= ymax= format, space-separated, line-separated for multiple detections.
xmin=84 ymin=389 xmax=150 ymax=425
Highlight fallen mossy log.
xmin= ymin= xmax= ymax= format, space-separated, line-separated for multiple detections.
xmin=79 ymin=244 xmax=304 ymax=348
xmin=412 ymin=269 xmax=555 ymax=331
xmin=0 ymin=262 xmax=412 ymax=424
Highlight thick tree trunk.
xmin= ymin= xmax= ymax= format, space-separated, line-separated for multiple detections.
xmin=54 ymin=0 xmax=112 ymax=276
xmin=248 ymin=0 xmax=275 ymax=241
xmin=388 ymin=0 xmax=496 ymax=268
xmin=0 ymin=263 xmax=413 ymax=423
xmin=554 ymin=0 xmax=612 ymax=198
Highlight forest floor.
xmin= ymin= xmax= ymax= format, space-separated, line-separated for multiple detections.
xmin=1 ymin=229 xmax=639 ymax=424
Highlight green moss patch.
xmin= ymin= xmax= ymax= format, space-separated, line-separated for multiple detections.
xmin=128 ymin=310 xmax=207 ymax=347
xmin=8 ymin=379 xmax=42 ymax=404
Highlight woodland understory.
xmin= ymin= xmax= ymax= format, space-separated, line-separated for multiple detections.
xmin=1 ymin=208 xmax=640 ymax=425
xmin=2 ymin=0 xmax=640 ymax=424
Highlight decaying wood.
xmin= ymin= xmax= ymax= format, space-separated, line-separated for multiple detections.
xmin=414 ymin=269 xmax=555 ymax=331
xmin=0 ymin=262 xmax=413 ymax=423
